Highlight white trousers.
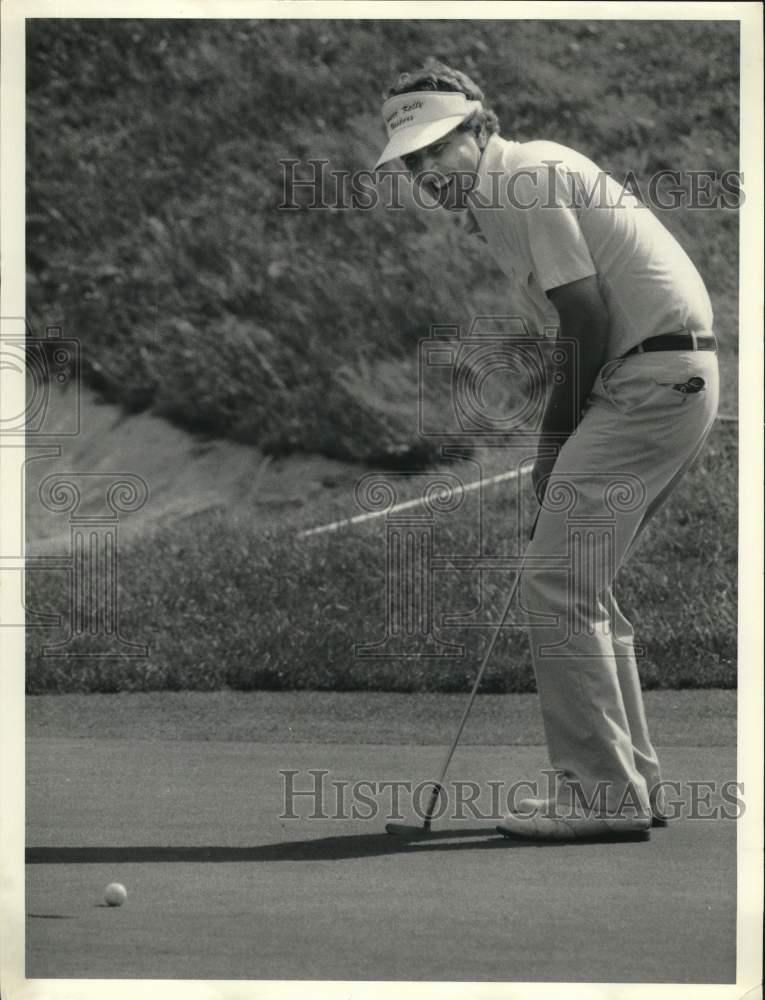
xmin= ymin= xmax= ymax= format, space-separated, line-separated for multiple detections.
xmin=520 ymin=349 xmax=720 ymax=813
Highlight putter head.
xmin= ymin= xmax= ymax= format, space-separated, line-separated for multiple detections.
xmin=385 ymin=821 xmax=432 ymax=836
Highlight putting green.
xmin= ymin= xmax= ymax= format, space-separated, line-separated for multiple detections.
xmin=25 ymin=692 xmax=737 ymax=982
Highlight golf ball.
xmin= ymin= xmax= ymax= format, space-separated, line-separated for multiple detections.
xmin=104 ymin=882 xmax=127 ymax=907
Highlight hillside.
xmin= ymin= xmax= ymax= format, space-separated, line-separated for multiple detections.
xmin=27 ymin=19 xmax=740 ymax=461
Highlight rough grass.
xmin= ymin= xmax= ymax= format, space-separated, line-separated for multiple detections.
xmin=25 ymin=422 xmax=737 ymax=694
xmin=26 ymin=18 xmax=739 ymax=463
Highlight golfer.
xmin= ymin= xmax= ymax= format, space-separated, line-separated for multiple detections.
xmin=374 ymin=61 xmax=719 ymax=840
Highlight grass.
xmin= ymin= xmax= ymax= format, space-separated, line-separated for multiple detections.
xmin=26 ymin=421 xmax=737 ymax=694
xmin=25 ymin=690 xmax=737 ymax=746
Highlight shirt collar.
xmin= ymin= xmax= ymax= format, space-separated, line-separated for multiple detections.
xmin=465 ymin=134 xmax=518 ymax=241
xmin=470 ymin=133 xmax=520 ymax=211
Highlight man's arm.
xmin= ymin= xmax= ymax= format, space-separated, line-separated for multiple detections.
xmin=533 ymin=274 xmax=610 ymax=501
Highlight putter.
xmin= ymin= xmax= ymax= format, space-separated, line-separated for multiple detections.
xmin=386 ymin=505 xmax=541 ymax=837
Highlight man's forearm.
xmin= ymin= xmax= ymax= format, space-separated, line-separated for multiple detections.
xmin=532 ymin=276 xmax=611 ymax=501
xmin=540 ymin=326 xmax=607 ymax=443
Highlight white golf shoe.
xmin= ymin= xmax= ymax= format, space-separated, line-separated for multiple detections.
xmin=497 ymin=808 xmax=651 ymax=841
xmin=514 ymin=790 xmax=669 ymax=828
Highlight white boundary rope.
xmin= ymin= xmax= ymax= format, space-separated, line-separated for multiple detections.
xmin=297 ymin=413 xmax=737 ymax=539
xmin=297 ymin=466 xmax=531 ymax=538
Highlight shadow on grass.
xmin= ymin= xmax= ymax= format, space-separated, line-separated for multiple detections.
xmin=26 ymin=826 xmax=654 ymax=863
xmin=25 ymin=830 xmax=509 ymax=864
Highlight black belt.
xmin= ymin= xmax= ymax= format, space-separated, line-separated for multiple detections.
xmin=621 ymin=332 xmax=717 ymax=358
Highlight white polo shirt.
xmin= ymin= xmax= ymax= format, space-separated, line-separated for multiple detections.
xmin=467 ymin=135 xmax=714 ymax=359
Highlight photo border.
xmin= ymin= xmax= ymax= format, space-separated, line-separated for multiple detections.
xmin=2 ymin=3 xmax=762 ymax=998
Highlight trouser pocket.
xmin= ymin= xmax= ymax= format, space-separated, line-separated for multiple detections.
xmin=598 ymin=355 xmax=714 ymax=415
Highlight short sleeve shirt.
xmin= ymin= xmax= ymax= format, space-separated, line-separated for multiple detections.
xmin=467 ymin=135 xmax=714 ymax=359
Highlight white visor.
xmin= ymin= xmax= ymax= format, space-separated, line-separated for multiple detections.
xmin=374 ymin=91 xmax=482 ymax=170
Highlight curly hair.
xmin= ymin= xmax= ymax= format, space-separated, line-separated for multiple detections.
xmin=386 ymin=58 xmax=500 ymax=138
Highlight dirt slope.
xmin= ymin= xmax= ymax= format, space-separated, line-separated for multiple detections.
xmin=26 ymin=386 xmax=362 ymax=551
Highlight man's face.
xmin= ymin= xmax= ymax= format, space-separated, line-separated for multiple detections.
xmin=401 ymin=127 xmax=483 ymax=211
